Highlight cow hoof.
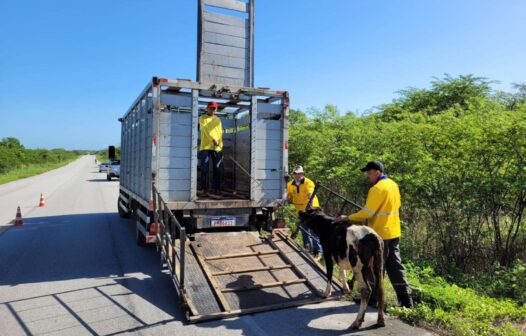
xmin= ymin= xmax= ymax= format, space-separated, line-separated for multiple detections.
xmin=377 ymin=319 xmax=385 ymax=327
xmin=324 ymin=289 xmax=332 ymax=298
xmin=350 ymin=321 xmax=361 ymax=329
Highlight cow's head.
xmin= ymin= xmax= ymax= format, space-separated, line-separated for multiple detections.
xmin=298 ymin=207 xmax=333 ymax=236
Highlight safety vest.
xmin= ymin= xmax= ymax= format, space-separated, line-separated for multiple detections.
xmin=199 ymin=115 xmax=223 ymax=151
xmin=348 ymin=176 xmax=401 ymax=240
xmin=287 ymin=177 xmax=319 ymax=214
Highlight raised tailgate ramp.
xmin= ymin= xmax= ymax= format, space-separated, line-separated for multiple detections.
xmin=175 ymin=230 xmax=342 ymax=322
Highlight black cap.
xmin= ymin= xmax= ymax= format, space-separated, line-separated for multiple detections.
xmin=360 ymin=161 xmax=384 ymax=172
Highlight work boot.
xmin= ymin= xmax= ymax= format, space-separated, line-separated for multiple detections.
xmin=312 ymin=252 xmax=321 ymax=261
xmin=399 ymin=295 xmax=414 ymax=308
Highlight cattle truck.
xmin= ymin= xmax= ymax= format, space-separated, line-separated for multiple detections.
xmin=116 ymin=0 xmax=343 ymax=322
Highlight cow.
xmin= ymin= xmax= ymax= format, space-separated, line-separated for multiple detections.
xmin=298 ymin=207 xmax=385 ymax=329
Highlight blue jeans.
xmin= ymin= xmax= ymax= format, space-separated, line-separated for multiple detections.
xmin=199 ymin=150 xmax=222 ymax=190
xmin=301 ymin=226 xmax=322 ymax=254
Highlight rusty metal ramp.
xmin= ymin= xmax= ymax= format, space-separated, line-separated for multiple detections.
xmin=180 ymin=230 xmax=343 ymax=322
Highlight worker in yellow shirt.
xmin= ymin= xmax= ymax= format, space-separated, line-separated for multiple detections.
xmin=198 ymin=101 xmax=223 ymax=196
xmin=334 ymin=161 xmax=413 ymax=308
xmin=286 ymin=166 xmax=321 ymax=260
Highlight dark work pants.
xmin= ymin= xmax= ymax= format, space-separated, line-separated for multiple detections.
xmin=383 ymin=238 xmax=413 ymax=308
xmin=199 ymin=150 xmax=222 ymax=190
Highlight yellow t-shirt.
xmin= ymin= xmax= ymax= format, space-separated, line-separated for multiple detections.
xmin=199 ymin=115 xmax=223 ymax=151
xmin=348 ymin=177 xmax=401 ymax=240
xmin=287 ymin=177 xmax=320 ymax=214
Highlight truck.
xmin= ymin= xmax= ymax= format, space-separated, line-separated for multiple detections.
xmin=116 ymin=0 xmax=343 ymax=322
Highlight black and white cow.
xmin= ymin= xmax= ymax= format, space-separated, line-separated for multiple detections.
xmin=299 ymin=207 xmax=385 ymax=329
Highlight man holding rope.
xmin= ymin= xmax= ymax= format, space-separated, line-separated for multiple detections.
xmin=285 ymin=166 xmax=322 ymax=260
xmin=334 ymin=161 xmax=413 ymax=308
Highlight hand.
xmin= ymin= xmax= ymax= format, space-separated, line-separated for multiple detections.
xmin=333 ymin=215 xmax=347 ymax=223
xmin=212 ymin=139 xmax=219 ymax=146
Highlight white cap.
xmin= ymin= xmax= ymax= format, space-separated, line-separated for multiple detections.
xmin=292 ymin=165 xmax=305 ymax=174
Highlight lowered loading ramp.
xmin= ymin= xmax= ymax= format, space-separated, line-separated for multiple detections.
xmin=166 ymin=230 xmax=343 ymax=322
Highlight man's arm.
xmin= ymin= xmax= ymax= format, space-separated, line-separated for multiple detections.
xmin=334 ymin=187 xmax=382 ymax=222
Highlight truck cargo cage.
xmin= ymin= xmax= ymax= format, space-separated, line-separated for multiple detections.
xmin=119 ymin=78 xmax=289 ymax=236
xmin=152 ymin=182 xmax=344 ymax=323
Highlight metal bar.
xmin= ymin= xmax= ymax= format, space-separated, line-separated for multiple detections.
xmin=315 ymin=182 xmax=363 ymax=210
xmin=186 ymin=295 xmax=340 ymax=323
xmin=204 ymin=250 xmax=279 ymax=261
xmin=250 ymin=95 xmax=257 ymax=200
xmin=180 ymin=229 xmax=186 ymax=289
xmin=211 ymin=264 xmax=292 ymax=276
xmin=306 ymin=183 xmax=319 ymax=209
xmin=221 ymin=278 xmax=307 ymax=293
xmin=172 ymin=223 xmax=177 ymax=277
xmin=249 ymin=0 xmax=255 ymax=87
xmin=190 ymin=89 xmax=199 ymax=200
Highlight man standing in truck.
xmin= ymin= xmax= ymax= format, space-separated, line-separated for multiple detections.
xmin=198 ymin=101 xmax=223 ymax=196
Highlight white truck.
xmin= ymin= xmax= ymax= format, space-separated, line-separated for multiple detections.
xmin=115 ymin=0 xmax=343 ymax=323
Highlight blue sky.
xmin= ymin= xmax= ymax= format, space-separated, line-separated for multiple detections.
xmin=1 ymin=0 xmax=525 ymax=150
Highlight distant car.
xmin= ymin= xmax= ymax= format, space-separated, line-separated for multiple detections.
xmin=107 ymin=161 xmax=120 ymax=181
xmin=99 ymin=162 xmax=110 ymax=172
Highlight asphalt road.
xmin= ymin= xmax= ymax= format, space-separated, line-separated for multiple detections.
xmin=0 ymin=156 xmax=435 ymax=336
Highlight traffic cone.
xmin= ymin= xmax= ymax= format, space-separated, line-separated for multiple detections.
xmin=39 ymin=193 xmax=46 ymax=207
xmin=15 ymin=206 xmax=23 ymax=226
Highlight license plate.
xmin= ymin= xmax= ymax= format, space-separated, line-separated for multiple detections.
xmin=211 ymin=216 xmax=236 ymax=227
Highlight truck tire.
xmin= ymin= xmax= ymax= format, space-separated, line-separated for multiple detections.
xmin=135 ymin=221 xmax=147 ymax=246
xmin=107 ymin=175 xmax=111 ymax=181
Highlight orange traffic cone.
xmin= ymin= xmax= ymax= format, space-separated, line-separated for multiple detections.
xmin=15 ymin=206 xmax=23 ymax=226
xmin=39 ymin=193 xmax=46 ymax=207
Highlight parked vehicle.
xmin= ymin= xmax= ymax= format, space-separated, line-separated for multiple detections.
xmin=107 ymin=161 xmax=120 ymax=180
xmin=98 ymin=162 xmax=110 ymax=173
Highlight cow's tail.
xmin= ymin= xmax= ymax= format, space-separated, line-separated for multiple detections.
xmin=373 ymin=237 xmax=385 ymax=311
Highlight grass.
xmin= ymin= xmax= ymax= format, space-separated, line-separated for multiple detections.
xmin=387 ymin=264 xmax=526 ymax=336
xmin=0 ymin=158 xmax=79 ymax=185
xmin=96 ymin=153 xmax=108 ymax=163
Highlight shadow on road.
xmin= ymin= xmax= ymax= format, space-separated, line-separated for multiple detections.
xmin=0 ymin=212 xmax=183 ymax=335
xmin=197 ymin=302 xmax=387 ymax=336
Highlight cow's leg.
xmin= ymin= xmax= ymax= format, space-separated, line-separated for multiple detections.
xmin=350 ymin=260 xmax=369 ymax=329
xmin=339 ymin=268 xmax=350 ymax=295
xmin=323 ymin=254 xmax=334 ymax=297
